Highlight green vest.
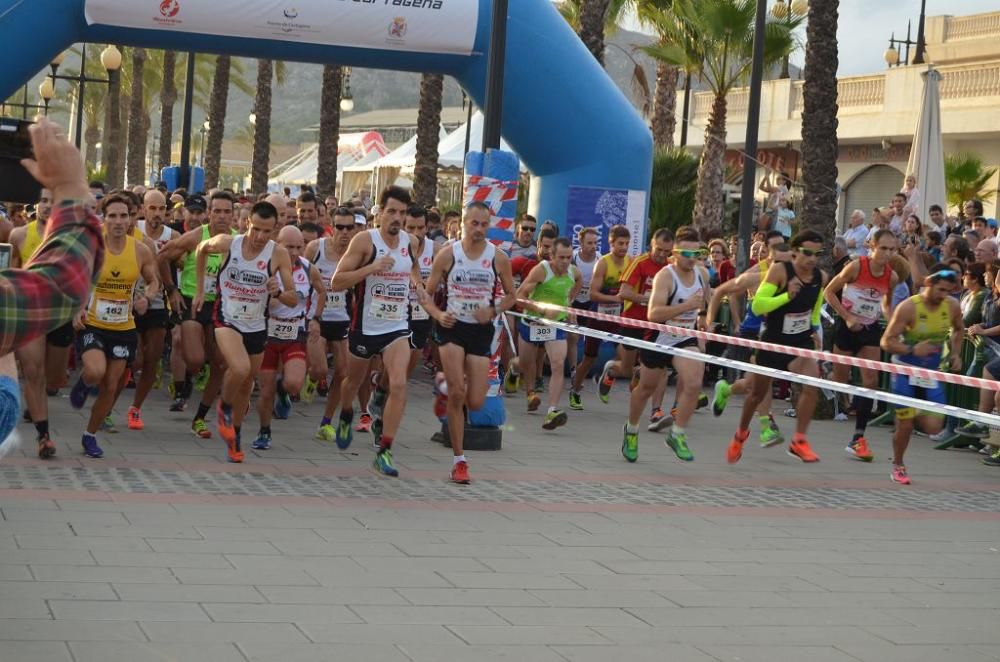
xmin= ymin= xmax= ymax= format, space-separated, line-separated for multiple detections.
xmin=527 ymin=261 xmax=576 ymax=321
xmin=179 ymin=225 xmax=224 ymax=300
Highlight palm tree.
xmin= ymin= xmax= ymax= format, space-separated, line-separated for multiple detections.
xmin=204 ymin=54 xmax=232 ymax=189
xmin=413 ymin=73 xmax=444 ymax=207
xmin=315 ymin=65 xmax=343 ymax=197
xmin=642 ymin=0 xmax=798 ymax=236
xmin=945 ymin=153 xmax=998 ymax=213
xmin=650 ymin=60 xmax=679 ymax=148
xmin=157 ymin=50 xmax=177 ymax=172
xmin=125 ymin=47 xmax=147 ymax=186
xmin=250 ymin=59 xmax=274 ymax=195
xmin=799 ymin=0 xmax=839 ymax=248
xmin=578 ymin=0 xmax=614 ymax=65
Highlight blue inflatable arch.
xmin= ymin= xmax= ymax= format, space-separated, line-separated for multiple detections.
xmin=0 ymin=0 xmax=652 ymax=228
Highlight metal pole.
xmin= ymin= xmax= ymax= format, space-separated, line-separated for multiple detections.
xmin=463 ymin=98 xmax=473 ymax=158
xmin=481 ymin=0 xmax=508 ymax=151
xmin=913 ymin=0 xmax=927 ymax=65
xmin=21 ymin=83 xmax=28 ymax=120
xmin=735 ymin=0 xmax=768 ymax=274
xmin=74 ymin=43 xmax=87 ymax=149
xmin=904 ymin=20 xmax=912 ymax=66
xmin=680 ymin=72 xmax=691 ymax=147
xmin=179 ymin=52 xmax=196 ymax=189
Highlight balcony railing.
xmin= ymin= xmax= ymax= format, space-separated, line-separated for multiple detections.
xmin=939 ymin=62 xmax=1000 ymax=99
xmin=943 ymin=13 xmax=1000 ymax=42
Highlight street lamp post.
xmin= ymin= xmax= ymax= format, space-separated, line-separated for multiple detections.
xmin=47 ymin=44 xmax=122 ymax=149
xmin=199 ymin=121 xmax=209 ymax=166
xmin=912 ymin=0 xmax=928 ymax=65
xmin=481 ymin=0 xmax=509 ymax=151
xmin=771 ymin=0 xmax=809 ymax=79
xmin=5 ymin=83 xmax=49 ymax=119
xmin=340 ymin=67 xmax=354 ymax=113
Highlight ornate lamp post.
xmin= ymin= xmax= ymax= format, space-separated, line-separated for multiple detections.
xmin=340 ymin=67 xmax=354 ymax=113
xmin=770 ymin=0 xmax=808 ymax=79
xmin=47 ymin=44 xmax=122 ymax=148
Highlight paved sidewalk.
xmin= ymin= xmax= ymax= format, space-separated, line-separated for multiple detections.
xmin=0 ymin=375 xmax=997 ymax=662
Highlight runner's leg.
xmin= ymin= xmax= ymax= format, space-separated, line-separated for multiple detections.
xmin=377 ymin=337 xmax=412 ymax=448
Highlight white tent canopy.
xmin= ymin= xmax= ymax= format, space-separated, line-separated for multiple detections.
xmin=437 ymin=112 xmax=525 ymax=172
xmin=268 ymin=131 xmax=389 ymax=186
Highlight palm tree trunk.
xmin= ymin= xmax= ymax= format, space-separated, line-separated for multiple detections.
xmin=693 ymin=94 xmax=728 ymax=237
xmin=125 ymin=48 xmax=147 ymax=187
xmin=651 ymin=63 xmax=679 ymax=149
xmin=204 ymin=54 xmax=232 ymax=190
xmin=84 ymin=123 xmax=100 ymax=168
xmin=800 ymin=0 xmax=840 ymax=252
xmin=413 ymin=73 xmax=444 ymax=207
xmin=250 ymin=59 xmax=273 ymax=196
xmin=158 ymin=50 xmax=178 ymax=172
xmin=104 ymin=56 xmax=124 ymax=189
xmin=579 ymin=0 xmax=611 ymax=66
xmin=316 ymin=65 xmax=342 ymax=198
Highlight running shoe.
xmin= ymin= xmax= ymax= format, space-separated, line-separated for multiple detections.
xmin=194 ymin=366 xmax=210 ymax=392
xmin=191 ymin=418 xmax=212 ymax=439
xmin=100 ymin=416 xmax=118 ymax=434
xmin=368 ymin=386 xmax=387 ymax=419
xmin=568 ymin=391 xmax=583 ymax=411
xmin=503 ymin=369 xmax=519 ymax=396
xmin=787 ymin=435 xmax=820 ymax=462
xmin=127 ymin=406 xmax=144 ymax=431
xmin=956 ymin=421 xmax=989 ymax=439
xmin=697 ymin=392 xmax=709 ymax=409
xmin=69 ymin=378 xmax=93 ymax=410
xmin=647 ymin=408 xmax=674 ymax=432
xmin=355 ymin=412 xmax=372 ymax=433
xmin=335 ymin=418 xmax=353 ymax=450
xmin=534 ymin=377 xmax=545 ymax=393
xmin=712 ymin=380 xmax=731 ymax=417
xmin=300 ymin=377 xmax=317 ymax=404
xmin=169 ymin=396 xmax=187 ymax=412
xmin=316 ymin=378 xmax=329 ymax=398
xmin=596 ymin=363 xmax=615 ymax=404
xmin=36 ymin=433 xmax=56 ymax=459
xmin=373 ymin=448 xmax=399 ymax=477
xmin=433 ymin=392 xmax=448 ymax=419
xmin=315 ymin=424 xmax=335 ymax=443
xmin=890 ymin=464 xmax=911 ymax=485
xmin=216 ymin=403 xmax=236 ymax=445
xmin=273 ymin=390 xmax=292 ymax=420
xmin=252 ymin=431 xmax=271 ymax=450
xmin=542 ymin=409 xmax=568 ymax=430
xmin=81 ymin=434 xmax=103 ymax=459
xmin=759 ymin=415 xmax=784 ymax=448
xmin=727 ymin=429 xmax=750 ymax=464
xmin=665 ymin=429 xmax=694 ymax=461
xmin=226 ymin=431 xmax=244 ymax=464
xmin=526 ymin=392 xmax=541 ymax=412
xmin=982 ymin=449 xmax=1000 ymax=466
xmin=846 ymin=435 xmax=874 ymax=462
xmin=621 ymin=425 xmax=638 ymax=463
xmin=371 ymin=417 xmax=384 ymax=450
xmin=450 ymin=460 xmax=471 ymax=485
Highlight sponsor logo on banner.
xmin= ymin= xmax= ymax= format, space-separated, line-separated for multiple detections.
xmin=85 ymin=0 xmax=478 ymax=56
xmin=566 ymin=186 xmax=647 ymax=257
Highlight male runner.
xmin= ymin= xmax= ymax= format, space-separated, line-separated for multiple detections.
xmin=504 ymin=229 xmax=556 ymax=394
xmin=622 ymin=227 xmax=709 ymax=462
xmin=193 ymin=201 xmax=296 ymax=462
xmin=254 ymin=225 xmax=325 ymax=450
xmin=708 ymin=232 xmax=790 ymax=447
xmin=10 ymin=188 xmax=74 ymax=457
xmin=422 ymin=202 xmax=516 ymax=483
xmin=824 ymin=228 xmax=900 ymax=461
xmin=516 ymin=237 xmax=582 ymax=430
xmin=159 ymin=192 xmax=236 ymax=435
xmin=69 ymin=194 xmax=159 ymax=458
xmin=329 ymin=186 xmax=427 ymax=477
xmin=310 ymin=207 xmax=355 ymax=442
xmin=880 ymin=267 xmax=963 ymax=484
xmin=566 ymin=227 xmax=600 ymax=408
xmin=127 ymin=189 xmax=178 ymax=429
xmin=296 ymin=191 xmax=320 ymax=228
xmin=727 ymin=230 xmax=828 ymax=464
xmin=569 ymin=225 xmax=631 ymax=409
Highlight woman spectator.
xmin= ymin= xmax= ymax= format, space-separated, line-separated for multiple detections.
xmin=773 ymin=199 xmax=795 ymax=239
xmin=706 ymin=239 xmax=735 ymax=287
xmin=959 ymin=260 xmax=1000 ymax=444
xmin=900 ymin=173 xmax=921 ymax=217
xmin=901 ymin=214 xmax=926 ymax=251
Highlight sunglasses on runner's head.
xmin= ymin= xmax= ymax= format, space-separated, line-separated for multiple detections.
xmin=797 ymin=247 xmax=824 ymax=257
xmin=673 ymin=248 xmax=706 ymax=259
xmin=334 ymin=224 xmax=354 ymax=231
xmin=928 ymin=269 xmax=959 ymax=281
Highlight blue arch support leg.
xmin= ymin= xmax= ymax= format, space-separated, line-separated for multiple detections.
xmin=0 ymin=0 xmax=651 ymax=231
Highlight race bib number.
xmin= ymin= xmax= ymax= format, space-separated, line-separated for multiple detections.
xmin=224 ymin=298 xmax=264 ymax=322
xmin=95 ymin=298 xmax=129 ymax=324
xmin=410 ymin=303 xmax=430 ymax=321
xmin=203 ymin=276 xmax=218 ymax=297
xmin=529 ymin=322 xmax=555 ymax=342
xmin=325 ymin=291 xmax=345 ymax=310
xmin=909 ymin=373 xmax=938 ymax=389
xmin=267 ymin=317 xmax=300 ymax=341
xmin=782 ymin=311 xmax=811 ymax=335
xmin=372 ymin=295 xmax=406 ymax=321
xmin=597 ymin=302 xmax=621 ymax=316
xmin=451 ymin=296 xmax=486 ymax=317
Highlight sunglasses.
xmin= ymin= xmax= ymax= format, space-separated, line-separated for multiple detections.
xmin=520 ymin=226 xmax=536 ymax=232
xmin=797 ymin=248 xmax=824 ymax=257
xmin=333 ymin=224 xmax=354 ymax=231
xmin=929 ymin=269 xmax=959 ymax=281
xmin=673 ymin=248 xmax=706 ymax=259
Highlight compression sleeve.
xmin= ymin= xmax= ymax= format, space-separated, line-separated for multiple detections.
xmin=750 ymin=281 xmax=790 ymax=316
xmin=812 ymin=287 xmax=824 ymax=327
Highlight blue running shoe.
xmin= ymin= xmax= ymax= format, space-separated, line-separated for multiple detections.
xmin=273 ymin=391 xmax=292 ymax=420
xmin=81 ymin=434 xmax=103 ymax=458
xmin=373 ymin=448 xmax=399 ymax=477
xmin=335 ymin=418 xmax=353 ymax=450
xmin=252 ymin=431 xmax=271 ymax=450
xmin=70 ymin=378 xmax=93 ymax=410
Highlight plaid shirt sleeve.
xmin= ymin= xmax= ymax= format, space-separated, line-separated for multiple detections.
xmin=0 ymin=201 xmax=105 ymax=356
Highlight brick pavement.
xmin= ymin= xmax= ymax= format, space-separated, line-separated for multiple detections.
xmin=0 ymin=375 xmax=997 ymax=661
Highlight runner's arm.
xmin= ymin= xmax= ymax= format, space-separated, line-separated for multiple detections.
xmin=823 ymin=260 xmax=860 ymax=321
xmin=750 ymin=263 xmax=789 ymax=316
xmin=272 ymin=246 xmax=298 ymax=307
xmin=420 ymin=247 xmax=454 ymax=321
xmin=494 ymin=251 xmax=517 ymax=314
xmin=648 ymin=268 xmax=689 ymax=323
xmin=409 ymin=235 xmax=427 ymax=303
xmin=138 ymin=242 xmax=160 ymax=301
xmin=588 ymin=260 xmax=613 ymax=303
xmin=707 ymin=271 xmax=751 ymax=329
xmin=515 ymin=264 xmax=549 ymax=315
xmin=194 ymin=234 xmax=232 ymax=300
xmin=303 ymin=238 xmax=320 ymax=263
xmin=949 ymin=298 xmax=965 ymax=365
xmin=330 ymin=232 xmax=376 ymax=290
xmin=308 ymin=264 xmax=325 ymax=319
xmin=880 ymin=299 xmax=915 ymax=355
xmin=8 ymin=227 xmax=24 ymax=268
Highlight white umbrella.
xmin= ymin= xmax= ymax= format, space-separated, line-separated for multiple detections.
xmin=906 ymin=68 xmax=946 ymax=228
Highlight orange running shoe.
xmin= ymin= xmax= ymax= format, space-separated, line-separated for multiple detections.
xmin=526 ymin=391 xmax=541 ymax=412
xmin=846 ymin=435 xmax=874 ymax=462
xmin=216 ymin=403 xmax=236 ymax=445
xmin=787 ymin=434 xmax=820 ymax=462
xmin=226 ymin=432 xmax=244 ymax=464
xmin=727 ymin=429 xmax=750 ymax=464
xmin=127 ymin=406 xmax=144 ymax=431
xmin=450 ymin=460 xmax=471 ymax=485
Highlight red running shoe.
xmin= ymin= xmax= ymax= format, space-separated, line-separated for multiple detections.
xmin=450 ymin=460 xmax=471 ymax=484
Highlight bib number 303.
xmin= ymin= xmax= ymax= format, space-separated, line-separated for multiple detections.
xmin=529 ymin=323 xmax=555 ymax=342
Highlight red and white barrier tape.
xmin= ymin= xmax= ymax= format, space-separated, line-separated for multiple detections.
xmin=510 ymin=312 xmax=1000 ymax=429
xmin=516 ymin=299 xmax=993 ymax=392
